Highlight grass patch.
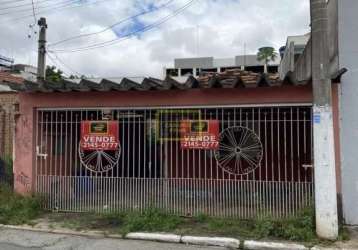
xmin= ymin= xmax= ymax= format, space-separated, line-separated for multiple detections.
xmin=48 ymin=208 xmax=183 ymax=235
xmin=173 ymin=207 xmax=317 ymax=243
xmin=44 ymin=207 xmax=349 ymax=245
xmin=0 ymin=184 xmax=43 ymax=225
xmin=111 ymin=208 xmax=183 ymax=235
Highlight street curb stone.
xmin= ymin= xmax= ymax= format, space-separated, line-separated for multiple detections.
xmin=0 ymin=224 xmax=331 ymax=249
xmin=244 ymin=240 xmax=308 ymax=250
xmin=310 ymin=247 xmax=340 ymax=250
xmin=126 ymin=233 xmax=181 ymax=243
xmin=181 ymin=236 xmax=240 ymax=248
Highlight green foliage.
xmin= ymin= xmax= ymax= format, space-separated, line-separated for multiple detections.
xmin=115 ymin=208 xmax=183 ymax=235
xmin=0 ymin=184 xmax=43 ymax=225
xmin=252 ymin=207 xmax=316 ymax=242
xmin=338 ymin=226 xmax=350 ymax=241
xmin=257 ymin=46 xmax=278 ymax=64
xmin=183 ymin=207 xmax=316 ymax=242
xmin=45 ymin=206 xmax=345 ymax=244
xmin=46 ymin=66 xmax=64 ymax=82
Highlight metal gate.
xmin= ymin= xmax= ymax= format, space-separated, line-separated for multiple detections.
xmin=35 ymin=105 xmax=314 ymax=218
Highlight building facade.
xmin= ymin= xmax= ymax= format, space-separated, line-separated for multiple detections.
xmin=8 ymin=68 xmax=342 ymax=220
xmin=165 ymin=55 xmax=280 ymax=78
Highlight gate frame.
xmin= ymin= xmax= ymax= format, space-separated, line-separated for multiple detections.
xmin=12 ymin=84 xmax=342 ymax=208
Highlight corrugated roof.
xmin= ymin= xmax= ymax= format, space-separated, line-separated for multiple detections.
xmin=5 ymin=68 xmax=344 ymax=93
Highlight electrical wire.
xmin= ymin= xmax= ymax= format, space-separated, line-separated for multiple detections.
xmin=30 ymin=0 xmax=37 ymax=24
xmin=0 ymin=0 xmax=32 ymax=4
xmin=0 ymin=0 xmax=58 ymax=11
xmin=0 ymin=0 xmax=79 ymax=16
xmin=0 ymin=0 xmax=111 ymax=24
xmin=47 ymin=52 xmax=71 ymax=77
xmin=49 ymin=0 xmax=197 ymax=53
xmin=48 ymin=51 xmax=84 ymax=76
xmin=48 ymin=0 xmax=175 ymax=47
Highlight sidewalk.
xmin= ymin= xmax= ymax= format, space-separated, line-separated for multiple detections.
xmin=1 ymin=223 xmax=358 ymax=250
xmin=325 ymin=227 xmax=358 ymax=250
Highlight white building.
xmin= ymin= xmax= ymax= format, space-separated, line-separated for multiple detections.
xmin=164 ymin=55 xmax=280 ymax=78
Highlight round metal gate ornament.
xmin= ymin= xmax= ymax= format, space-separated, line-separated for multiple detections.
xmin=214 ymin=126 xmax=263 ymax=175
xmin=78 ymin=121 xmax=121 ymax=173
xmin=79 ymin=143 xmax=121 ymax=173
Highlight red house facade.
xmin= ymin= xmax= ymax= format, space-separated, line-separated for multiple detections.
xmin=8 ymin=69 xmax=343 ymax=218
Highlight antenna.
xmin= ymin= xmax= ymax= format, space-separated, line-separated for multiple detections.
xmin=196 ymin=25 xmax=200 ymax=56
xmin=243 ymin=43 xmax=247 ymax=70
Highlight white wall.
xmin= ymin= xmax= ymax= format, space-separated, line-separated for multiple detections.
xmin=339 ymin=0 xmax=358 ymax=225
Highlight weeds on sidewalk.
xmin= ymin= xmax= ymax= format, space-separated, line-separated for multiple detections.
xmin=46 ymin=206 xmax=329 ymax=244
xmin=49 ymin=208 xmax=183 ymax=235
xmin=174 ymin=207 xmax=317 ymax=242
xmin=0 ymin=184 xmax=43 ymax=225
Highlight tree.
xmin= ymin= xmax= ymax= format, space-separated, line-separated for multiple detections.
xmin=46 ymin=66 xmax=64 ymax=82
xmin=257 ymin=47 xmax=278 ymax=74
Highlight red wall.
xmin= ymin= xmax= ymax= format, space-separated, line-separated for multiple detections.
xmin=14 ymin=85 xmax=337 ymax=194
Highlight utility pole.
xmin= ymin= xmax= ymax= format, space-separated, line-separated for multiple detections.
xmin=310 ymin=0 xmax=338 ymax=240
xmin=37 ymin=17 xmax=47 ymax=80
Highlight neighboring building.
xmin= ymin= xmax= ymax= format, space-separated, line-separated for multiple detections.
xmin=279 ymin=33 xmax=310 ymax=80
xmin=0 ymin=72 xmax=22 ymax=159
xmin=164 ymin=55 xmax=280 ymax=78
xmin=0 ymin=53 xmax=37 ymax=81
xmin=336 ymin=0 xmax=358 ymax=226
xmin=12 ymin=64 xmax=37 ymax=82
xmin=0 ymin=54 xmax=14 ymax=72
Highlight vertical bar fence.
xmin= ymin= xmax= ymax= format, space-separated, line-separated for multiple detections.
xmin=35 ymin=106 xmax=314 ymax=218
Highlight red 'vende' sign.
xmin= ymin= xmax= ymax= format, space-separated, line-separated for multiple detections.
xmin=80 ymin=121 xmax=119 ymax=151
xmin=180 ymin=120 xmax=220 ymax=150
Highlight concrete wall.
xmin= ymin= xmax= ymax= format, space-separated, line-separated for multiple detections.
xmin=174 ymin=57 xmax=213 ymax=69
xmin=235 ymin=55 xmax=280 ymax=67
xmin=338 ymin=0 xmax=358 ymax=225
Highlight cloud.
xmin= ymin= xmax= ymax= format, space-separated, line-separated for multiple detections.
xmin=0 ymin=0 xmax=310 ymax=78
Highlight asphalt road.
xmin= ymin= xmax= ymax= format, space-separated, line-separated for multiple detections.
xmin=0 ymin=228 xmax=225 ymax=250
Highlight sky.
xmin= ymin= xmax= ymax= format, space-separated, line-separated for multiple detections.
xmin=0 ymin=0 xmax=310 ymax=78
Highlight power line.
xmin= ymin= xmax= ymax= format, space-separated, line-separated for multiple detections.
xmin=0 ymin=0 xmax=58 ymax=11
xmin=0 ymin=0 xmax=111 ymax=24
xmin=48 ymin=51 xmax=84 ymax=76
xmin=48 ymin=0 xmax=175 ymax=47
xmin=30 ymin=0 xmax=37 ymax=24
xmin=0 ymin=0 xmax=78 ymax=16
xmin=47 ymin=53 xmax=71 ymax=77
xmin=0 ymin=0 xmax=32 ymax=5
xmin=50 ymin=0 xmax=198 ymax=53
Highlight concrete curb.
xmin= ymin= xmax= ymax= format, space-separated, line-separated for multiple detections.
xmin=126 ymin=233 xmax=181 ymax=243
xmin=0 ymin=224 xmax=335 ymax=249
xmin=244 ymin=240 xmax=308 ymax=250
xmin=181 ymin=236 xmax=240 ymax=248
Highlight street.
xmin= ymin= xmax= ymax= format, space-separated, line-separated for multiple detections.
xmin=0 ymin=228 xmax=225 ymax=250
